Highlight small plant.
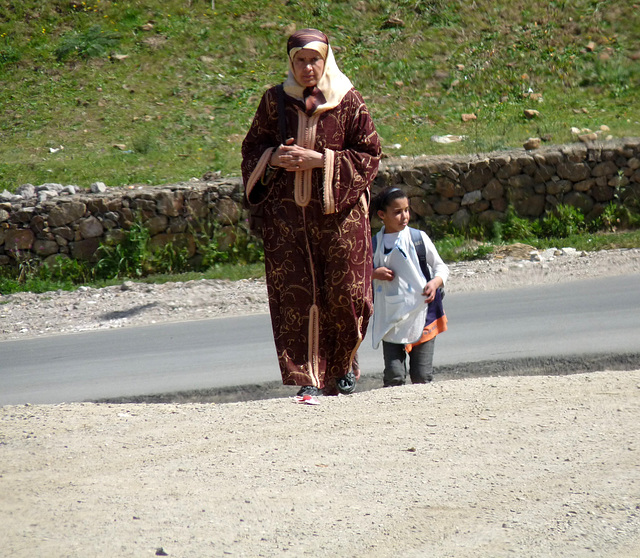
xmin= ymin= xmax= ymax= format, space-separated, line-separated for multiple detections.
xmin=0 ymin=44 xmax=20 ymax=67
xmin=95 ymin=221 xmax=153 ymax=278
xmin=151 ymin=242 xmax=190 ymax=274
xmin=597 ymin=202 xmax=621 ymax=232
xmin=0 ymin=256 xmax=92 ymax=294
xmin=132 ymin=133 xmax=157 ymax=155
xmin=93 ymin=218 xmax=264 ymax=279
xmin=457 ymin=243 xmax=494 ymax=261
xmin=200 ymin=223 xmax=264 ymax=268
xmin=540 ymin=204 xmax=586 ymax=238
xmin=54 ymin=25 xmax=121 ymax=62
xmin=95 ymin=222 xmax=191 ymax=278
xmin=433 ymin=233 xmax=493 ymax=262
xmin=45 ymin=256 xmax=96 ymax=285
xmin=498 ymin=206 xmax=538 ymax=242
xmin=612 ymin=169 xmax=640 ymax=213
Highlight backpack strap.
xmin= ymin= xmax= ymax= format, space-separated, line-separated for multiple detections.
xmin=373 ymin=228 xmax=431 ymax=280
xmin=246 ymin=85 xmax=286 ymax=240
xmin=373 ymin=227 xmax=444 ymax=299
xmin=372 ymin=228 xmax=428 ymax=278
xmin=409 ymin=227 xmax=431 ymax=281
xmin=276 ymin=84 xmax=287 ymax=143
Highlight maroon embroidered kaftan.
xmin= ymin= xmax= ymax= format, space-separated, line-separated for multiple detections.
xmin=241 ymin=87 xmax=381 ymax=393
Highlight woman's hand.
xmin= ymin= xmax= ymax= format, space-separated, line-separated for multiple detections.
xmin=270 ymin=138 xmax=323 ymax=172
xmin=373 ymin=267 xmax=395 ymax=281
xmin=423 ymin=277 xmax=444 ymax=304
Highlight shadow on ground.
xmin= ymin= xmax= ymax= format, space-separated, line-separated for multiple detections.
xmin=93 ymin=353 xmax=640 ymax=405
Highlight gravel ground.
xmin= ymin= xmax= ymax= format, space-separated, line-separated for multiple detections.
xmin=1 ymin=245 xmax=640 ymax=557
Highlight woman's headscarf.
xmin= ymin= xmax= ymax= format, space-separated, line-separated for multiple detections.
xmin=283 ymin=28 xmax=353 ymax=116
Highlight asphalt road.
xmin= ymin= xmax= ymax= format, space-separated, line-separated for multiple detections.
xmin=1 ymin=274 xmax=639 ymax=406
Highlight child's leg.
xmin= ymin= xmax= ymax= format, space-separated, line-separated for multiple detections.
xmin=408 ymin=338 xmax=435 ymax=384
xmin=382 ymin=341 xmax=407 ymax=386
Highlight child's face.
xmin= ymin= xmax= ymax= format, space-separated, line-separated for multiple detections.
xmin=378 ymin=197 xmax=410 ymax=234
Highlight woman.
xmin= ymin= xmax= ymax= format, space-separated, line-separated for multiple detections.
xmin=241 ymin=29 xmax=381 ymax=397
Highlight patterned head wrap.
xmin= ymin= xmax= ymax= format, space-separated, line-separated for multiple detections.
xmin=287 ymin=28 xmax=329 ymax=62
xmin=283 ymin=28 xmax=353 ymax=116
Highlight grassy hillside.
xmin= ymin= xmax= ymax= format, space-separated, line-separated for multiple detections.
xmin=1 ymin=0 xmax=639 ymax=191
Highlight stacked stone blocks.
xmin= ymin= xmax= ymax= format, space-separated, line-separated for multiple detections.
xmin=1 ymin=139 xmax=639 ymax=267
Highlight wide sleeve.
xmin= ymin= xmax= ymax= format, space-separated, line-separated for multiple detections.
xmin=322 ymin=89 xmax=381 ymax=214
xmin=241 ymin=88 xmax=280 ymax=207
xmin=421 ymin=231 xmax=450 ymax=286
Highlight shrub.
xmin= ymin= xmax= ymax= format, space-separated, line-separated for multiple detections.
xmin=0 ymin=256 xmax=90 ymax=294
xmin=45 ymin=256 xmax=96 ymax=285
xmin=540 ymin=204 xmax=586 ymax=238
xmin=54 ymin=25 xmax=121 ymax=62
xmin=95 ymin=221 xmax=153 ymax=278
xmin=498 ymin=206 xmax=538 ymax=242
xmin=200 ymin=224 xmax=264 ymax=268
xmin=94 ymin=219 xmax=264 ymax=279
xmin=0 ymin=44 xmax=20 ymax=67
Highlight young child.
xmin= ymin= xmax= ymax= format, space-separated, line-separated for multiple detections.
xmin=371 ymin=187 xmax=449 ymax=386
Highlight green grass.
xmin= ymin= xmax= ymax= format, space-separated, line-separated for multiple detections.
xmin=0 ymin=259 xmax=266 ymax=295
xmin=1 ymin=0 xmax=639 ymax=294
xmin=434 ymin=229 xmax=640 ymax=263
xmin=1 ymin=0 xmax=639 ymax=190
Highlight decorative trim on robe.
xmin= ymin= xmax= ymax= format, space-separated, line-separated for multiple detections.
xmin=323 ymin=148 xmax=336 ymax=214
xmin=308 ymin=303 xmax=320 ymax=386
xmin=294 ymin=110 xmax=319 ymax=207
xmin=359 ymin=190 xmax=369 ymax=216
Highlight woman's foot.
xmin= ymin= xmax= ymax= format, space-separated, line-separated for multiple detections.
xmin=336 ymin=371 xmax=356 ymax=395
xmin=296 ymin=385 xmax=320 ymax=397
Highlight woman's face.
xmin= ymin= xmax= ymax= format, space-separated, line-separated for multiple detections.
xmin=292 ymin=48 xmax=325 ymax=88
xmin=378 ymin=197 xmax=410 ymax=234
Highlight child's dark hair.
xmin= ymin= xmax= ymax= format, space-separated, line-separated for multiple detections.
xmin=371 ymin=187 xmax=408 ymax=216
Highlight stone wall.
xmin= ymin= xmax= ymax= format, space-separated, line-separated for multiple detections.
xmin=374 ymin=138 xmax=640 ymax=232
xmin=1 ymin=138 xmax=639 ymax=268
xmin=0 ymin=178 xmax=246 ymax=268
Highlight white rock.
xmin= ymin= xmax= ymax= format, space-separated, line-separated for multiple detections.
xmin=431 ymin=135 xmax=467 ymax=144
xmin=561 ymin=247 xmax=578 ymax=256
xmin=540 ymin=248 xmax=559 ymax=259
xmin=90 ymin=182 xmax=107 ymax=193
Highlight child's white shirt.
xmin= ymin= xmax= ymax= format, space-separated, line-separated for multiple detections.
xmin=371 ymin=227 xmax=429 ymax=348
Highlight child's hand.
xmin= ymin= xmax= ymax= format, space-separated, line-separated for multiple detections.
xmin=423 ymin=277 xmax=444 ymax=304
xmin=373 ymin=266 xmax=394 ymax=281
